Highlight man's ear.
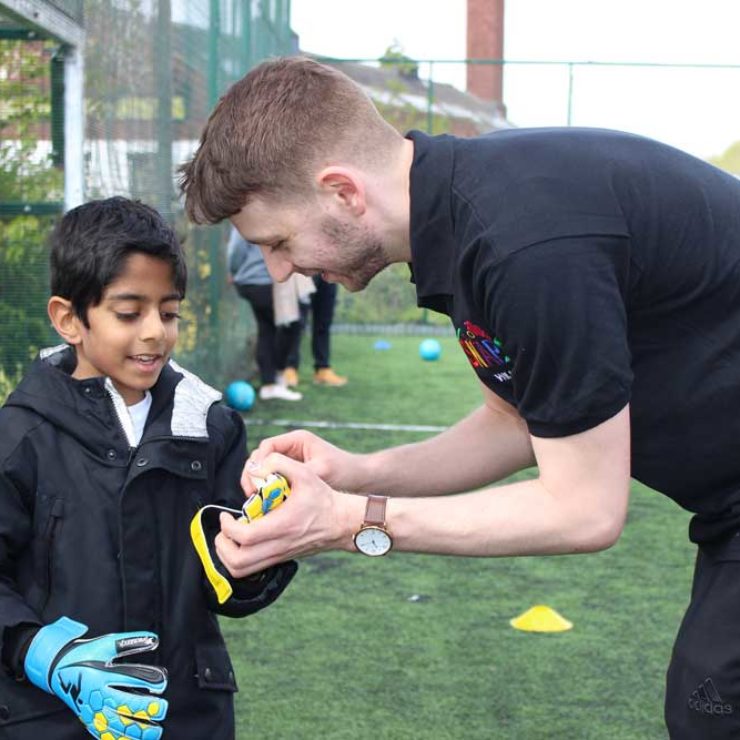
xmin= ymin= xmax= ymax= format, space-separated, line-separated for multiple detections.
xmin=316 ymin=167 xmax=366 ymax=216
xmin=48 ymin=296 xmax=83 ymax=345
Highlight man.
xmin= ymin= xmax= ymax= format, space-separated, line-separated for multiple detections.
xmin=180 ymin=56 xmax=740 ymax=738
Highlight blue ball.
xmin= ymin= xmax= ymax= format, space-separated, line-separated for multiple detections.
xmin=419 ymin=338 xmax=442 ymax=361
xmin=374 ymin=339 xmax=392 ymax=351
xmin=225 ymin=380 xmax=255 ymax=411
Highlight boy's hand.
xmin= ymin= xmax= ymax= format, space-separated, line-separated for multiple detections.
xmin=24 ymin=616 xmax=168 ymax=739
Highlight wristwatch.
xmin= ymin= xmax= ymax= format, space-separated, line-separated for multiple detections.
xmin=353 ymin=495 xmax=393 ymax=556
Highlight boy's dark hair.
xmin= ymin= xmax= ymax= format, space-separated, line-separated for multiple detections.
xmin=50 ymin=197 xmax=187 ymax=325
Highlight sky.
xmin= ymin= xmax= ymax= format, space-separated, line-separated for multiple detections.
xmin=290 ymin=0 xmax=740 ymax=160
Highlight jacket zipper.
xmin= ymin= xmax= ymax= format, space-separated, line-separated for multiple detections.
xmin=41 ymin=498 xmax=65 ymax=611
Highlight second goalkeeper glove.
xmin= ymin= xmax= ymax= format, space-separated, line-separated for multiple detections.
xmin=24 ymin=616 xmax=168 ymax=739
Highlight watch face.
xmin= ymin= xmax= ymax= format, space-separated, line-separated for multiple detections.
xmin=354 ymin=526 xmax=392 ymax=556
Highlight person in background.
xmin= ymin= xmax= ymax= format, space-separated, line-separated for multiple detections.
xmin=227 ymin=227 xmax=302 ymax=401
xmin=0 ymin=198 xmax=296 ymax=739
xmin=283 ymin=275 xmax=348 ymax=388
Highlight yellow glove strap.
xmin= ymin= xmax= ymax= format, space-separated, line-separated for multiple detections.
xmin=189 ymin=475 xmax=291 ymax=604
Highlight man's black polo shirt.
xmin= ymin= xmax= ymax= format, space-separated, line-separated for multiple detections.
xmin=407 ymin=128 xmax=740 ymax=541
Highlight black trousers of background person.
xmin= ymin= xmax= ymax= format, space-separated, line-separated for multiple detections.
xmin=286 ymin=276 xmax=337 ymax=370
xmin=235 ymin=283 xmax=298 ymax=386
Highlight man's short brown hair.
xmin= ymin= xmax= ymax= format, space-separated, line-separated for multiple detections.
xmin=179 ymin=56 xmax=400 ymax=224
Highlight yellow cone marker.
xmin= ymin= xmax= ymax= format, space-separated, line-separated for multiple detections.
xmin=510 ymin=605 xmax=573 ymax=633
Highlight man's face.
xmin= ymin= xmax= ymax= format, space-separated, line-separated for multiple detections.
xmin=231 ymin=197 xmax=391 ymax=292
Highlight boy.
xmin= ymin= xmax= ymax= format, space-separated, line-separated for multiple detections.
xmin=0 ymin=197 xmax=296 ymax=739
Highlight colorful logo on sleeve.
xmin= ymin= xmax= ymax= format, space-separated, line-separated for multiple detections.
xmin=457 ymin=321 xmax=512 ymax=382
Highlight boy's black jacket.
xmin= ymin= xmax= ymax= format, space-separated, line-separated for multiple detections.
xmin=0 ymin=346 xmax=297 ymax=739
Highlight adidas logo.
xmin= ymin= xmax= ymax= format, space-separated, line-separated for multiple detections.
xmin=688 ymin=678 xmax=734 ymax=716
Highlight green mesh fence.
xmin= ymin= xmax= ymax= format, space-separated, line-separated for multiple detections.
xmin=80 ymin=0 xmax=294 ymax=389
xmin=0 ymin=32 xmax=62 ymax=393
xmin=0 ymin=0 xmax=294 ymax=393
xmin=3 ymin=8 xmax=740 ymax=396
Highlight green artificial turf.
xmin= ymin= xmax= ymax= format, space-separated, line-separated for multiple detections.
xmin=223 ymin=333 xmax=693 ymax=739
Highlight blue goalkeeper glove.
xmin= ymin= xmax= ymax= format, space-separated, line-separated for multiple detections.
xmin=24 ymin=616 xmax=168 ymax=739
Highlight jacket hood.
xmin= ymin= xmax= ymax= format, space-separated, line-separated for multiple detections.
xmin=4 ymin=345 xmax=222 ymax=454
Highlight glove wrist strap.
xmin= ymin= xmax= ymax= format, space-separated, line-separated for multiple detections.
xmin=24 ymin=616 xmax=87 ymax=692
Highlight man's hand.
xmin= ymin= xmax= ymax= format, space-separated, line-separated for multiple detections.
xmin=243 ymin=430 xmax=364 ymax=494
xmin=219 ymin=453 xmax=365 ymax=578
xmin=25 ymin=617 xmax=168 ymax=739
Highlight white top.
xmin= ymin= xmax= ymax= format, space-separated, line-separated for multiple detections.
xmin=105 ymin=379 xmax=152 ymax=446
xmin=127 ymin=391 xmax=152 ymax=445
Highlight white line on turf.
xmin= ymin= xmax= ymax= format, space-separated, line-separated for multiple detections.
xmin=242 ymin=418 xmax=447 ymax=433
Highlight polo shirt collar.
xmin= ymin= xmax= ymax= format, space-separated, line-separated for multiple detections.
xmin=407 ymin=130 xmax=456 ymax=306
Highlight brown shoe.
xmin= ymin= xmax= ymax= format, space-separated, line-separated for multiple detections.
xmin=281 ymin=367 xmax=299 ymax=387
xmin=313 ymin=368 xmax=348 ymax=386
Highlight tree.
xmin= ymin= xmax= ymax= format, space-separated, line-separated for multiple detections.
xmin=709 ymin=141 xmax=740 ymax=175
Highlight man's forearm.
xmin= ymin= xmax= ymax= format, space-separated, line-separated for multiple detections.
xmin=354 ymin=402 xmax=535 ymax=497
xmin=218 ymin=407 xmax=630 ymax=576
xmin=337 ymin=406 xmax=631 ymax=558
xmin=385 ymin=477 xmax=623 ymax=557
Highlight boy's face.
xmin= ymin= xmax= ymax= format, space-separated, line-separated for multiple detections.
xmin=71 ymin=253 xmax=181 ymax=405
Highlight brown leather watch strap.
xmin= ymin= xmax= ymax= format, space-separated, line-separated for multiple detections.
xmin=364 ymin=495 xmax=388 ymax=526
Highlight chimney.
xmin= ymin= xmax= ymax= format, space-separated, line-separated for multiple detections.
xmin=466 ymin=0 xmax=505 ymax=107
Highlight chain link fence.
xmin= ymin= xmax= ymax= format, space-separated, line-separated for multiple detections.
xmin=1 ymin=0 xmax=293 ymax=393
xmin=2 ymin=16 xmax=740 ymax=393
